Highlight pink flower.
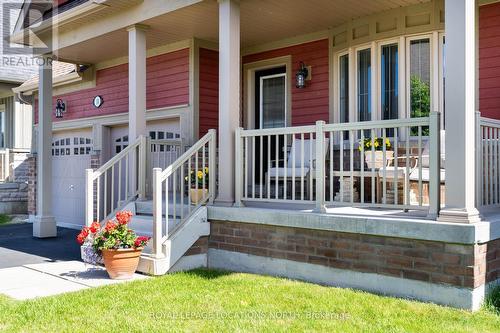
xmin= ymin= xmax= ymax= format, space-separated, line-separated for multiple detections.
xmin=76 ymin=226 xmax=90 ymax=245
xmin=116 ymin=211 xmax=133 ymax=225
xmin=104 ymin=220 xmax=117 ymax=232
xmin=134 ymin=236 xmax=150 ymax=248
xmin=89 ymin=221 xmax=100 ymax=234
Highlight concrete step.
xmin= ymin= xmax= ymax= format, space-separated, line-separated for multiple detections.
xmin=135 ymin=199 xmax=199 ymax=219
xmin=137 ymin=206 xmax=209 ymax=275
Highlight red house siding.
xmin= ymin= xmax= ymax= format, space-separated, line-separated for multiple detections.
xmin=198 ymin=48 xmax=219 ymax=137
xmin=243 ymin=39 xmax=330 ymax=126
xmin=35 ymin=48 xmax=189 ymax=122
xmin=480 ymin=3 xmax=500 ymax=120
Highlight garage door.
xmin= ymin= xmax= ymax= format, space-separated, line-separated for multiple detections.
xmin=52 ymin=131 xmax=93 ymax=229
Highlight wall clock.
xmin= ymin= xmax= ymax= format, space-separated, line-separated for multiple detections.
xmin=93 ymin=95 xmax=104 ymax=108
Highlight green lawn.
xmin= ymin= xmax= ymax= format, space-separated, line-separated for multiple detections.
xmin=0 ymin=214 xmax=11 ymax=225
xmin=0 ymin=269 xmax=499 ymax=332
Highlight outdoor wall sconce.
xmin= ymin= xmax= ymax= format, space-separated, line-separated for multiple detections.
xmin=295 ymin=61 xmax=310 ymax=89
xmin=55 ymin=99 xmax=66 ymax=118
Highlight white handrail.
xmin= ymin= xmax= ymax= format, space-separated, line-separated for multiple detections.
xmin=235 ymin=116 xmax=440 ymax=215
xmin=85 ymin=135 xmax=148 ymax=226
xmin=151 ymin=129 xmax=216 ymax=258
xmin=92 ymin=137 xmax=143 ymax=179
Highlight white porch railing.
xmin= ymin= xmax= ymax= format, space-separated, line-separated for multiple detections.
xmin=149 ymin=138 xmax=184 ymax=171
xmin=477 ymin=115 xmax=500 ymax=207
xmin=151 ymin=129 xmax=216 ymax=257
xmin=85 ymin=135 xmax=148 ymax=225
xmin=0 ymin=148 xmax=11 ymax=182
xmin=235 ymin=113 xmax=441 ymax=216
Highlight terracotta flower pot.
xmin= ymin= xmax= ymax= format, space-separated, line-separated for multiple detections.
xmin=101 ymin=248 xmax=142 ymax=280
xmin=190 ymin=188 xmax=208 ymax=204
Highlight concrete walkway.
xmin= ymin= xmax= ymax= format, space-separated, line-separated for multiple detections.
xmin=0 ymin=224 xmax=147 ymax=300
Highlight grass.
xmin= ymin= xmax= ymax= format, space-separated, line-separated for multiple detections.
xmin=0 ymin=269 xmax=499 ymax=332
xmin=0 ymin=214 xmax=11 ymax=225
xmin=485 ymin=285 xmax=500 ymax=315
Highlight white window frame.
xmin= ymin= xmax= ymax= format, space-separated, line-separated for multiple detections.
xmin=438 ymin=32 xmax=446 ymax=130
xmin=334 ymin=31 xmax=445 ymax=131
xmin=378 ymin=38 xmax=401 ymax=121
xmin=354 ymin=44 xmax=373 ymax=123
xmin=259 ymin=73 xmax=287 ymax=129
xmin=243 ymin=56 xmax=292 ymax=130
xmin=335 ymin=50 xmax=350 ymax=124
xmin=405 ymin=33 xmax=434 ymax=125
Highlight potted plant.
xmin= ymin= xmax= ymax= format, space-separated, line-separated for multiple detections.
xmin=359 ymin=137 xmax=393 ymax=169
xmin=76 ymin=211 xmax=150 ymax=280
xmin=185 ymin=167 xmax=209 ymax=204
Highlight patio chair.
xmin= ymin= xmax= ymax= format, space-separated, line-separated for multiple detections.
xmin=408 ymin=130 xmax=446 ymax=205
xmin=377 ymin=130 xmax=446 ymax=205
xmin=266 ymin=138 xmax=328 ymax=199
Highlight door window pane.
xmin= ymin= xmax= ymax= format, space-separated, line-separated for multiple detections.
xmin=261 ymin=75 xmax=286 ymax=129
xmin=357 ymin=49 xmax=371 ymax=123
xmin=409 ymin=38 xmax=431 ymax=135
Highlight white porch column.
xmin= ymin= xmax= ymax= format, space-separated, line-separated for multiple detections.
xmin=216 ymin=0 xmax=240 ymax=205
xmin=33 ymin=55 xmax=56 ymax=238
xmin=438 ymin=0 xmax=480 ymax=223
xmin=127 ymin=24 xmax=148 ymax=140
xmin=127 ymin=25 xmax=148 ymax=197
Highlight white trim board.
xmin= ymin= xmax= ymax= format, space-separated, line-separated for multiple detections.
xmin=208 ymin=249 xmax=485 ymax=311
xmin=38 ymin=105 xmax=190 ymax=131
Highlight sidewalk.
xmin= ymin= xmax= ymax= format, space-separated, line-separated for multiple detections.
xmin=0 ymin=224 xmax=147 ymax=300
xmin=0 ymin=261 xmax=148 ymax=300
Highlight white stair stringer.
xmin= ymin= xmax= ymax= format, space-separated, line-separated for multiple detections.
xmin=137 ymin=206 xmax=210 ymax=275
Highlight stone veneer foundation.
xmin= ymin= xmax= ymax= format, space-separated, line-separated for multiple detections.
xmin=171 ymin=211 xmax=500 ymax=311
xmin=206 ymin=221 xmax=498 ymax=290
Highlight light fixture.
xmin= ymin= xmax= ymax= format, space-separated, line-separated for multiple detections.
xmin=295 ymin=61 xmax=309 ymax=89
xmin=55 ymin=99 xmax=66 ymax=118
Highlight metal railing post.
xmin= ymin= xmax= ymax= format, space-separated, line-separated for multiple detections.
xmin=85 ymin=169 xmax=94 ymax=227
xmin=152 ymin=167 xmax=163 ymax=258
xmin=314 ymin=120 xmax=326 ymax=213
xmin=428 ymin=112 xmax=441 ymax=219
xmin=208 ymin=129 xmax=216 ymax=205
xmin=145 ymin=135 xmax=152 ymax=198
xmin=138 ymin=135 xmax=147 ymax=200
xmin=234 ymin=127 xmax=244 ymax=207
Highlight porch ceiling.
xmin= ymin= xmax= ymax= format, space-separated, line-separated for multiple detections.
xmin=56 ymin=0 xmax=430 ymax=64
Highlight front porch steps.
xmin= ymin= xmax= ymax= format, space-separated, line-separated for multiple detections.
xmin=119 ymin=199 xmax=210 ymax=275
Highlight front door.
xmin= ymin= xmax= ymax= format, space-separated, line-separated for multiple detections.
xmin=254 ymin=66 xmax=287 ymax=184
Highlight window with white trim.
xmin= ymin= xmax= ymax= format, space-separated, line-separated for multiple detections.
xmin=357 ymin=48 xmax=371 ymax=123
xmin=52 ymin=137 xmax=92 ymax=156
xmin=408 ymin=37 xmax=431 ymax=135
xmin=335 ymin=32 xmax=444 ymax=133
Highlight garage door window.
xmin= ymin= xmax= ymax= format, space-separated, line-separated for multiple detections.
xmin=52 ymin=137 xmax=92 ymax=156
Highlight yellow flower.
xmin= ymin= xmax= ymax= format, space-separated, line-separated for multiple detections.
xmin=204 ymin=167 xmax=209 ymax=174
xmin=197 ymin=171 xmax=203 ymax=179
